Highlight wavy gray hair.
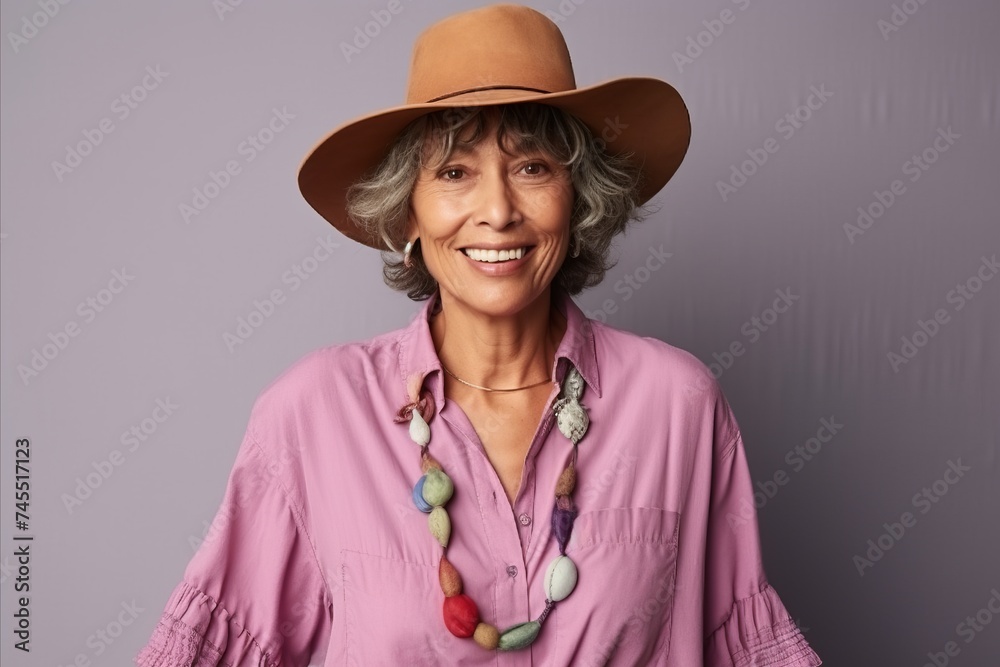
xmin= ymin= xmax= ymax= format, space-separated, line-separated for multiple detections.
xmin=345 ymin=103 xmax=651 ymax=300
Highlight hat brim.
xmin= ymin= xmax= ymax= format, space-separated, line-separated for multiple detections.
xmin=297 ymin=76 xmax=691 ymax=251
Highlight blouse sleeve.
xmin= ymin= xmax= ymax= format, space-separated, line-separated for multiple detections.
xmin=703 ymin=405 xmax=823 ymax=667
xmin=134 ymin=408 xmax=332 ymax=666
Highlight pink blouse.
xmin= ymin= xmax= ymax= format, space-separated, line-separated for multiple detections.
xmin=135 ymin=285 xmax=823 ymax=666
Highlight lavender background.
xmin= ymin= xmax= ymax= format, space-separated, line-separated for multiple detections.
xmin=2 ymin=1 xmax=998 ymax=665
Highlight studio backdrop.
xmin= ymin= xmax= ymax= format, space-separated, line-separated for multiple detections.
xmin=1 ymin=1 xmax=997 ymax=666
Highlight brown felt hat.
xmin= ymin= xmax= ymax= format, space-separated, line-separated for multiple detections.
xmin=297 ymin=3 xmax=691 ymax=251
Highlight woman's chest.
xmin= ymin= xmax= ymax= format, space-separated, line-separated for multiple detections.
xmin=301 ymin=390 xmax=700 ymax=665
xmin=459 ymin=395 xmax=552 ymax=505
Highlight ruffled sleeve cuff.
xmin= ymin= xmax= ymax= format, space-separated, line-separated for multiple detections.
xmin=134 ymin=581 xmax=275 ymax=667
xmin=705 ymin=583 xmax=822 ymax=667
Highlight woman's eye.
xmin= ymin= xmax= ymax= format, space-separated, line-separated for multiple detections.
xmin=441 ymin=168 xmax=464 ymax=180
xmin=522 ymin=162 xmax=547 ymax=175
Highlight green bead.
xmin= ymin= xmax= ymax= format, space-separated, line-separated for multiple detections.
xmin=497 ymin=620 xmax=541 ymax=651
xmin=428 ymin=506 xmax=451 ymax=548
xmin=422 ymin=468 xmax=454 ymax=506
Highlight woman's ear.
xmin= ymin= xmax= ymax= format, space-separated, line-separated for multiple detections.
xmin=403 ymin=206 xmax=418 ymax=244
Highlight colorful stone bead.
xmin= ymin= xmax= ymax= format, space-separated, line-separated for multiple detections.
xmin=428 ymin=506 xmax=451 ymax=548
xmin=555 ymin=399 xmax=589 ymax=444
xmin=443 ymin=594 xmax=479 ymax=637
xmin=562 ymin=366 xmax=585 ymax=401
xmin=551 ymin=504 xmax=578 ymax=554
xmin=543 ymin=555 xmax=578 ymax=602
xmin=555 ymin=461 xmax=576 ymax=496
xmin=422 ymin=468 xmax=454 ymax=506
xmin=439 ymin=555 xmax=462 ymax=596
xmin=409 ymin=408 xmax=430 ymax=445
xmin=473 ymin=622 xmax=500 ymax=650
xmin=412 ymin=476 xmax=433 ymax=513
xmin=497 ymin=621 xmax=541 ymax=651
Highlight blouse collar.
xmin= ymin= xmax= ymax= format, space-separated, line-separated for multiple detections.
xmin=397 ymin=284 xmax=602 ymax=413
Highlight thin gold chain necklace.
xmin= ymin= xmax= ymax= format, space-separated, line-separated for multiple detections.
xmin=439 ymin=361 xmax=552 ymax=392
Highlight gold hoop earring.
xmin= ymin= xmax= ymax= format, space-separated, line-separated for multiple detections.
xmin=403 ymin=239 xmax=417 ymax=268
xmin=569 ymin=231 xmax=581 ymax=258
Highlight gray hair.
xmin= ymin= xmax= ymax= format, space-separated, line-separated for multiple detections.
xmin=345 ymin=102 xmax=651 ymax=300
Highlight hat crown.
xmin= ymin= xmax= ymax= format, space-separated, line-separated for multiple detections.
xmin=406 ymin=4 xmax=576 ymax=104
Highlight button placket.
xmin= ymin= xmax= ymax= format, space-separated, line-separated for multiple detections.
xmin=514 ymin=473 xmax=536 ymax=561
xmin=438 ymin=406 xmax=530 ymax=631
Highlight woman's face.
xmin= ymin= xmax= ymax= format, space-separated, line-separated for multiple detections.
xmin=406 ymin=116 xmax=574 ymax=318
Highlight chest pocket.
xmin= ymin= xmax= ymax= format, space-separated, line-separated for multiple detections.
xmin=341 ymin=548 xmax=454 ymax=666
xmin=562 ymin=506 xmax=681 ymax=666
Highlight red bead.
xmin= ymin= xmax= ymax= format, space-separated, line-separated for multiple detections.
xmin=442 ymin=594 xmax=479 ymax=637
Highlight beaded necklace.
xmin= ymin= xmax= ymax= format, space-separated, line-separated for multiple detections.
xmin=398 ymin=363 xmax=590 ymax=651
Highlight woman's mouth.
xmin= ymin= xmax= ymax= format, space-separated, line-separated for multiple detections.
xmin=461 ymin=246 xmax=533 ymax=263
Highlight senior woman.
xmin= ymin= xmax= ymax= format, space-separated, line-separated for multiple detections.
xmin=136 ymin=4 xmax=822 ymax=666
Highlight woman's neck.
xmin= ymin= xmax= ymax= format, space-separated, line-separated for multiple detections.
xmin=430 ymin=287 xmax=567 ymax=393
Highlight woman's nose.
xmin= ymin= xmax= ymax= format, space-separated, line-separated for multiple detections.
xmin=473 ymin=167 xmax=520 ymax=229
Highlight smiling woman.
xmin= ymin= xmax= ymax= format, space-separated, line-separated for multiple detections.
xmin=345 ymin=103 xmax=646 ymax=302
xmin=135 ymin=4 xmax=823 ymax=666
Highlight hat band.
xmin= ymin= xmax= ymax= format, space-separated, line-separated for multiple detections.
xmin=425 ymin=85 xmax=553 ymax=103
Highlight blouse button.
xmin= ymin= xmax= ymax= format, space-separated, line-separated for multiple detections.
xmin=506 ymin=565 xmax=518 ymax=577
xmin=518 ymin=513 xmax=532 ymax=526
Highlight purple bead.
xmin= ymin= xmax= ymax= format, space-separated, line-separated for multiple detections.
xmin=551 ymin=504 xmax=578 ymax=554
xmin=412 ymin=476 xmax=433 ymax=513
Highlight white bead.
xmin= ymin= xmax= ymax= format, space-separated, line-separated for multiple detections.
xmin=563 ymin=366 xmax=586 ymax=401
xmin=409 ymin=409 xmax=430 ymax=446
xmin=556 ymin=400 xmax=589 ymax=444
xmin=543 ymin=555 xmax=578 ymax=602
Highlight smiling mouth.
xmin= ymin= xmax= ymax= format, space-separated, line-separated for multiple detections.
xmin=461 ymin=246 xmax=533 ymax=263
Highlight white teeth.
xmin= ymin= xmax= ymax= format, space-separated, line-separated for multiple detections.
xmin=463 ymin=247 xmax=526 ymax=262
